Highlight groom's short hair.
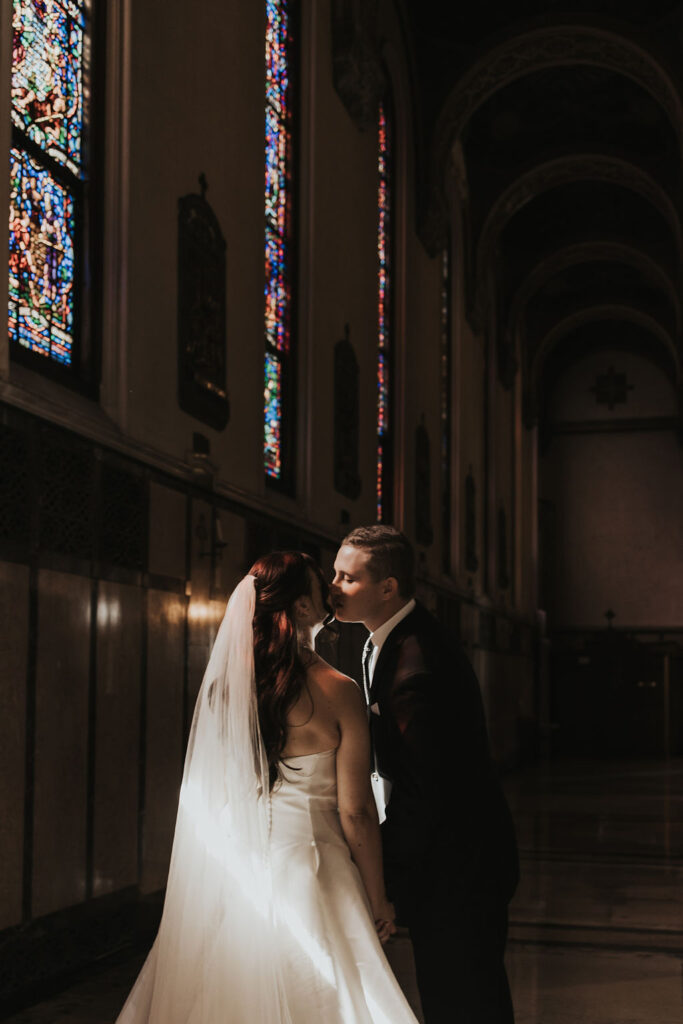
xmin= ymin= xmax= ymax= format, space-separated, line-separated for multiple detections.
xmin=341 ymin=525 xmax=415 ymax=598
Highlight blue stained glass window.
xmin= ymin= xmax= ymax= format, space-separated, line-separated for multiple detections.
xmin=9 ymin=0 xmax=91 ymax=374
xmin=12 ymin=0 xmax=89 ymax=177
xmin=264 ymin=351 xmax=282 ymax=477
xmin=9 ymin=147 xmax=75 ymax=363
xmin=376 ymin=102 xmax=392 ymax=521
xmin=264 ymin=0 xmax=295 ymax=483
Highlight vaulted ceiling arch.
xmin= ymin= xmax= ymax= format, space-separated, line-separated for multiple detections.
xmin=474 ymin=155 xmax=682 ymax=319
xmin=530 ymin=304 xmax=679 ymax=389
xmin=436 ymin=24 xmax=683 ymax=181
xmin=508 ymin=243 xmax=681 ymax=344
xmin=422 ymin=24 xmax=683 ymax=249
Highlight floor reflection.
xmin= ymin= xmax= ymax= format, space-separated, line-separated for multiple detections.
xmin=3 ymin=759 xmax=682 ymax=1023
xmin=504 ymin=758 xmax=683 ymax=1024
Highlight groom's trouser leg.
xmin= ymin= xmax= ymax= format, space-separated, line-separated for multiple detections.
xmin=408 ymin=896 xmax=513 ymax=1024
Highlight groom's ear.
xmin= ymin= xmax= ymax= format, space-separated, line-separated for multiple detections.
xmin=381 ymin=576 xmax=399 ymax=600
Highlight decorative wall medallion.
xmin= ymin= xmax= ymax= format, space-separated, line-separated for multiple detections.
xmin=333 ymin=325 xmax=361 ymax=500
xmin=590 ymin=366 xmax=634 ymax=409
xmin=178 ymin=174 xmax=230 ymax=431
xmin=415 ymin=417 xmax=433 ymax=546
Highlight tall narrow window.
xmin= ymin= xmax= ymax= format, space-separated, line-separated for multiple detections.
xmin=9 ymin=0 xmax=96 ymax=384
xmin=376 ymin=100 xmax=393 ymax=522
xmin=264 ymin=0 xmax=296 ymax=486
xmin=440 ymin=245 xmax=452 ymax=571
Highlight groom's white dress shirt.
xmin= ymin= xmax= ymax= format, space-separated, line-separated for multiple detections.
xmin=364 ymin=598 xmax=416 ymax=823
xmin=366 ymin=598 xmax=416 ymax=691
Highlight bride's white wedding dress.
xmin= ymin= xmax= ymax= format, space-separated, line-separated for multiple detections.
xmin=116 ymin=746 xmax=418 ymax=1024
xmin=267 ymin=748 xmax=417 ymax=1022
xmin=115 ymin=575 xmax=417 ymax=1023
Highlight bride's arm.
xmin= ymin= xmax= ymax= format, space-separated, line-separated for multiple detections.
xmin=334 ymin=676 xmax=396 ymax=942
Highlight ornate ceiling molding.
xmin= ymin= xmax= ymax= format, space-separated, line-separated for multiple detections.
xmin=436 ymin=25 xmax=683 ymax=175
xmin=532 ymin=304 xmax=679 ymax=379
xmin=421 ymin=24 xmax=683 ymax=251
xmin=509 ymin=242 xmax=681 ymax=342
xmin=474 ymin=154 xmax=681 ymax=322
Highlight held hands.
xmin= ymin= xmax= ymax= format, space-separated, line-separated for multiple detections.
xmin=372 ymin=897 xmax=397 ymax=944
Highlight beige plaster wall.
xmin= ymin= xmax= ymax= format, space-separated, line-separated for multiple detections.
xmin=125 ymin=0 xmax=265 ymax=491
xmin=540 ymin=352 xmax=683 ymax=628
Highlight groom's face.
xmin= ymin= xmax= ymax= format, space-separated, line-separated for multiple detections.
xmin=330 ymin=545 xmax=386 ymax=627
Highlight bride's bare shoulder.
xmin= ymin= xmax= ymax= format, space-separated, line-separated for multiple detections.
xmin=308 ymin=656 xmax=361 ymax=701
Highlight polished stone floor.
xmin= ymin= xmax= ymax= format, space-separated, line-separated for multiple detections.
xmin=3 ymin=758 xmax=682 ymax=1023
xmin=505 ymin=758 xmax=683 ymax=1024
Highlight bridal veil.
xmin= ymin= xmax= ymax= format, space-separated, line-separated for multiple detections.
xmin=116 ymin=574 xmax=292 ymax=1024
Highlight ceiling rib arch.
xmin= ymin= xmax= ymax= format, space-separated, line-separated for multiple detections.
xmin=437 ymin=24 xmax=683 ymax=174
xmin=475 ymin=155 xmax=682 ymax=320
xmin=422 ymin=24 xmax=683 ymax=251
xmin=509 ymin=243 xmax=681 ymax=344
xmin=531 ymin=304 xmax=679 ymax=386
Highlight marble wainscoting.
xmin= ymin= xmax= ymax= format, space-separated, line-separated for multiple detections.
xmin=0 ymin=561 xmax=29 ymax=932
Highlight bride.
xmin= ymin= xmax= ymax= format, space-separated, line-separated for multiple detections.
xmin=116 ymin=551 xmax=418 ymax=1023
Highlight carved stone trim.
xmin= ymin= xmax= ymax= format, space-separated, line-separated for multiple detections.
xmin=330 ymin=0 xmax=386 ymax=131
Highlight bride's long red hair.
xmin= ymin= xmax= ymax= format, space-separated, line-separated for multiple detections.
xmin=250 ymin=551 xmax=329 ymax=787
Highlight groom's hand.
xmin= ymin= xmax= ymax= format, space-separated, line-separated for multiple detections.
xmin=373 ymin=898 xmax=397 ymax=944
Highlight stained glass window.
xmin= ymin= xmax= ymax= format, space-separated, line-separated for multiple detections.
xmin=264 ymin=0 xmax=295 ymax=483
xmin=9 ymin=0 xmax=91 ymax=373
xmin=11 ymin=0 xmax=88 ymax=175
xmin=376 ymin=101 xmax=392 ymax=522
xmin=9 ymin=147 xmax=75 ymax=363
xmin=440 ymin=245 xmax=452 ymax=571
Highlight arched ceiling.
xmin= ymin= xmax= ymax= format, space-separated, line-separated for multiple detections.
xmin=403 ymin=2 xmax=683 ymax=424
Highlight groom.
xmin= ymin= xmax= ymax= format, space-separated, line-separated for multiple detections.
xmin=331 ymin=525 xmax=519 ymax=1024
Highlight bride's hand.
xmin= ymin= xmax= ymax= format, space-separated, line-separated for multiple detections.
xmin=373 ymin=898 xmax=397 ymax=944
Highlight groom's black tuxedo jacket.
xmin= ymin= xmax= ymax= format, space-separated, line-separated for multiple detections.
xmin=368 ymin=601 xmax=519 ymax=913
